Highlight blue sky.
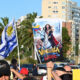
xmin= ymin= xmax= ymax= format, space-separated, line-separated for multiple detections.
xmin=0 ymin=0 xmax=80 ymax=21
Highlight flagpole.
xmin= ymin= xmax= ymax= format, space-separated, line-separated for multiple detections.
xmin=15 ymin=21 xmax=20 ymax=69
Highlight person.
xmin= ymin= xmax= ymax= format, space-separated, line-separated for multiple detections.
xmin=11 ymin=68 xmax=37 ymax=80
xmin=46 ymin=61 xmax=72 ymax=80
xmin=60 ymin=74 xmax=72 ymax=80
xmin=54 ymin=67 xmax=67 ymax=76
xmin=44 ymin=24 xmax=60 ymax=48
xmin=10 ymin=58 xmax=19 ymax=80
xmin=32 ymin=64 xmax=38 ymax=76
xmin=0 ymin=60 xmax=10 ymax=80
xmin=40 ymin=74 xmax=47 ymax=80
xmin=23 ymin=76 xmax=37 ymax=80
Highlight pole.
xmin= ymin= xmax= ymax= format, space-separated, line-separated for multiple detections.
xmin=47 ymin=67 xmax=52 ymax=80
xmin=46 ymin=61 xmax=52 ymax=80
xmin=35 ymin=44 xmax=42 ymax=64
xmin=15 ymin=21 xmax=20 ymax=69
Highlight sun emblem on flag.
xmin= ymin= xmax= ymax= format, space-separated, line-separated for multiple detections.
xmin=6 ymin=26 xmax=13 ymax=36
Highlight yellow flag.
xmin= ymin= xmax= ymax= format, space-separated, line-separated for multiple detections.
xmin=73 ymin=69 xmax=80 ymax=80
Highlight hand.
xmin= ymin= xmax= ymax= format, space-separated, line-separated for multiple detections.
xmin=10 ymin=68 xmax=14 ymax=72
xmin=46 ymin=61 xmax=54 ymax=69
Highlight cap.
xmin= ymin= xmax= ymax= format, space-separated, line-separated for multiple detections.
xmin=0 ymin=60 xmax=10 ymax=77
xmin=20 ymin=68 xmax=29 ymax=75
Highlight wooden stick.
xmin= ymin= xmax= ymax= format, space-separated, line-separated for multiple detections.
xmin=47 ymin=67 xmax=52 ymax=80
xmin=46 ymin=61 xmax=53 ymax=80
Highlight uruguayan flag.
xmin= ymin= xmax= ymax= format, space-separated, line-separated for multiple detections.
xmin=0 ymin=20 xmax=18 ymax=59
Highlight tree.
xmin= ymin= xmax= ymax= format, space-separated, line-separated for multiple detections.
xmin=75 ymin=41 xmax=79 ymax=56
xmin=0 ymin=17 xmax=9 ymax=43
xmin=62 ymin=27 xmax=71 ymax=58
xmin=18 ymin=12 xmax=37 ymax=59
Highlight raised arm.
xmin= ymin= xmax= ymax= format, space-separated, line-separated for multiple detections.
xmin=10 ymin=68 xmax=25 ymax=79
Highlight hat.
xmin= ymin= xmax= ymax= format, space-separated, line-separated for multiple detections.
xmin=0 ymin=60 xmax=10 ymax=77
xmin=20 ymin=68 xmax=29 ymax=75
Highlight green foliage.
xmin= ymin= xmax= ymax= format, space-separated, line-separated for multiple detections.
xmin=62 ymin=27 xmax=71 ymax=57
xmin=0 ymin=17 xmax=9 ymax=27
xmin=39 ymin=16 xmax=43 ymax=18
xmin=17 ymin=12 xmax=37 ymax=59
xmin=27 ymin=57 xmax=37 ymax=64
xmin=75 ymin=41 xmax=79 ymax=56
xmin=0 ymin=17 xmax=9 ymax=43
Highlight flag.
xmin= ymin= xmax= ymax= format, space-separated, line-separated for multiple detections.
xmin=0 ymin=20 xmax=18 ymax=59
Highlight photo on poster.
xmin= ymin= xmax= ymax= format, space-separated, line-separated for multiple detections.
xmin=32 ymin=18 xmax=62 ymax=63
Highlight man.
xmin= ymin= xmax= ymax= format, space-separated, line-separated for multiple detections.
xmin=11 ymin=68 xmax=37 ymax=80
xmin=0 ymin=60 xmax=10 ymax=80
xmin=10 ymin=58 xmax=19 ymax=80
xmin=47 ymin=61 xmax=72 ymax=80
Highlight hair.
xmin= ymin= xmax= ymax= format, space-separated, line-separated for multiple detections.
xmin=0 ymin=60 xmax=10 ymax=77
xmin=44 ymin=24 xmax=52 ymax=32
xmin=11 ymin=58 xmax=17 ymax=65
xmin=23 ymin=76 xmax=37 ymax=80
xmin=60 ymin=74 xmax=72 ymax=80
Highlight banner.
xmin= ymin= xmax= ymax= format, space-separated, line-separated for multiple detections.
xmin=33 ymin=18 xmax=62 ymax=63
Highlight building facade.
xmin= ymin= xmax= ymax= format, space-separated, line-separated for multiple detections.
xmin=42 ymin=0 xmax=80 ymax=60
xmin=42 ymin=0 xmax=72 ymax=21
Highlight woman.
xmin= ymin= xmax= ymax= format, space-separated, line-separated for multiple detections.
xmin=44 ymin=24 xmax=59 ymax=48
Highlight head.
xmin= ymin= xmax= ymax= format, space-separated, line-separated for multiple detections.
xmin=11 ymin=58 xmax=17 ymax=66
xmin=23 ymin=76 xmax=37 ymax=80
xmin=0 ymin=60 xmax=10 ymax=80
xmin=45 ymin=24 xmax=51 ymax=32
xmin=60 ymin=74 xmax=72 ymax=80
xmin=55 ymin=67 xmax=66 ymax=76
xmin=33 ymin=64 xmax=36 ymax=66
xmin=64 ymin=65 xmax=72 ymax=72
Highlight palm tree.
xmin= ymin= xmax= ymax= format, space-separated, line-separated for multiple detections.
xmin=18 ymin=12 xmax=37 ymax=58
xmin=0 ymin=17 xmax=9 ymax=43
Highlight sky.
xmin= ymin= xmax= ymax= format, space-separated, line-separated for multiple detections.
xmin=0 ymin=0 xmax=80 ymax=22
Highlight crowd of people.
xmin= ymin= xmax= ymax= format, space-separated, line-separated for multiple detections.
xmin=0 ymin=59 xmax=72 ymax=80
xmin=0 ymin=59 xmax=37 ymax=80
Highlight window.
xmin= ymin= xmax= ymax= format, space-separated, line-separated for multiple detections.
xmin=48 ymin=6 xmax=51 ymax=8
xmin=56 ymin=11 xmax=58 ymax=13
xmin=53 ymin=11 xmax=58 ymax=13
xmin=53 ymin=11 xmax=55 ymax=13
xmin=48 ymin=15 xmax=51 ymax=17
xmin=53 ymin=2 xmax=58 ymax=4
xmin=62 ymin=6 xmax=65 ymax=9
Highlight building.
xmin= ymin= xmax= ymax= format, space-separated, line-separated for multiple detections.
xmin=42 ymin=0 xmax=80 ymax=59
xmin=42 ymin=0 xmax=72 ymax=21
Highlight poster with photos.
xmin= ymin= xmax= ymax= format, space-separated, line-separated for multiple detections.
xmin=32 ymin=18 xmax=62 ymax=63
